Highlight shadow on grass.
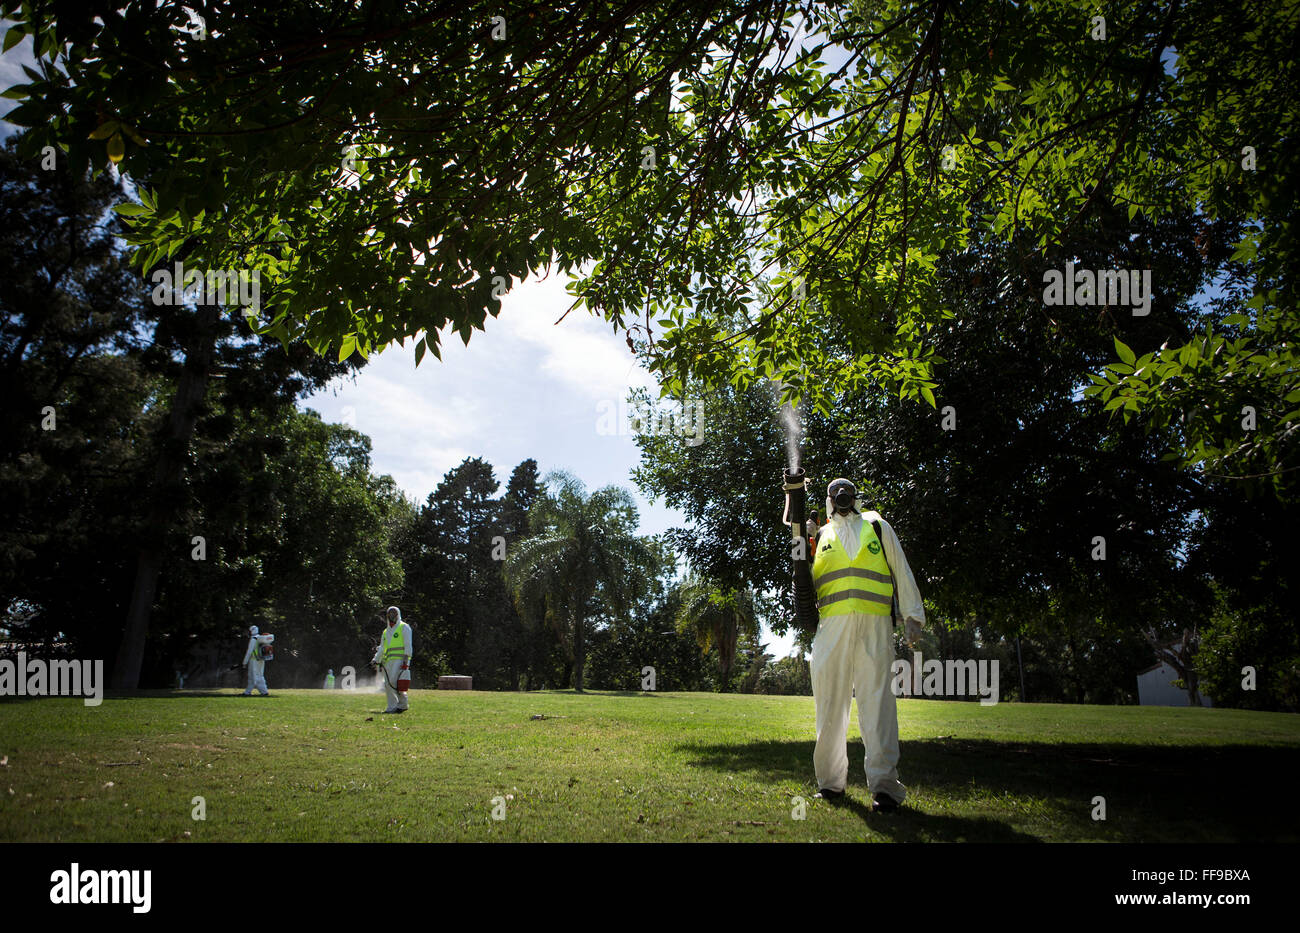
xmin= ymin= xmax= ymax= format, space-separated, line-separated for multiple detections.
xmin=678 ymin=737 xmax=1300 ymax=842
xmin=819 ymin=792 xmax=1037 ymax=842
xmin=532 ymin=689 xmax=678 ymax=699
xmin=0 ymin=690 xmax=221 ymax=704
xmin=110 ymin=690 xmax=280 ymax=700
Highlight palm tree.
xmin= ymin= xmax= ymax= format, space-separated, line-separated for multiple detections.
xmin=503 ymin=471 xmax=656 ymax=692
xmin=674 ymin=579 xmax=759 ymax=691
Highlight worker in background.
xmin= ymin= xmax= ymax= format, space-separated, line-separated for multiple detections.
xmin=324 ymin=668 xmax=335 ymax=689
xmin=371 ymin=606 xmax=412 ymax=713
xmin=242 ymin=625 xmax=271 ymax=696
xmin=811 ymin=478 xmax=924 ymax=811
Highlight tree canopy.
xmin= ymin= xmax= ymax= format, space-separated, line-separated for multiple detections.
xmin=5 ymin=1 xmax=1294 ymax=493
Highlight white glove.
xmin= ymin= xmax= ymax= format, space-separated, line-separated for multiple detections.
xmin=904 ymin=617 xmax=923 ymax=645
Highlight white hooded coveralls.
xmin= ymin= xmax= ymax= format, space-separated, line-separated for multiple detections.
xmin=242 ymin=631 xmax=269 ymax=695
xmin=810 ymin=505 xmax=924 ymax=803
xmin=371 ymin=609 xmax=412 ymax=711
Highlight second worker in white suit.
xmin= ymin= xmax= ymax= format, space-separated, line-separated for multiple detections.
xmin=371 ymin=606 xmax=412 ymax=713
xmin=242 ymin=625 xmax=270 ymax=696
xmin=810 ymin=478 xmax=925 ymax=811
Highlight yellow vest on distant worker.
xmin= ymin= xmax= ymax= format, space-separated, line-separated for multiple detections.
xmin=811 ymin=521 xmax=894 ymax=618
xmin=381 ymin=624 xmax=406 ymax=661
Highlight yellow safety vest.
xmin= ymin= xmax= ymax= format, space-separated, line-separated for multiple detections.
xmin=381 ymin=624 xmax=407 ymax=661
xmin=811 ymin=520 xmax=894 ymax=618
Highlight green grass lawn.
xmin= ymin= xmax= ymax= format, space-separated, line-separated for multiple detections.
xmin=2 ymin=688 xmax=1297 ymax=842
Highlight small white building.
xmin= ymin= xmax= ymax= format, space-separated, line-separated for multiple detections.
xmin=1136 ymin=660 xmax=1213 ymax=707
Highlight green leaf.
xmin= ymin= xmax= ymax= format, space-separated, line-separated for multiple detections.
xmin=88 ymin=121 xmax=119 ymax=140
xmin=1113 ymin=336 xmax=1136 ymax=365
xmin=2 ymin=26 xmax=25 ymax=54
xmin=106 ymin=132 xmax=125 ymax=163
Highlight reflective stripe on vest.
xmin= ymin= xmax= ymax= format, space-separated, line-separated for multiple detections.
xmin=382 ymin=624 xmax=406 ymax=661
xmin=811 ymin=521 xmax=894 ymax=617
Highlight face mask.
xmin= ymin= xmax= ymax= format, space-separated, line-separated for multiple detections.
xmin=828 ymin=479 xmax=858 ymax=515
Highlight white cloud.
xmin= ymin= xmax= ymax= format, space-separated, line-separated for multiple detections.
xmin=495 ymin=273 xmax=656 ymax=402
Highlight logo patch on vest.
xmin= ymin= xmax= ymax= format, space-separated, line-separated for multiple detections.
xmin=867 ymin=540 xmax=881 ymax=554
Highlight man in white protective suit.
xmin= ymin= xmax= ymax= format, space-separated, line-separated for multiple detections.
xmin=371 ymin=606 xmax=412 ymax=713
xmin=241 ymin=625 xmax=271 ymax=696
xmin=810 ymin=478 xmax=925 ymax=811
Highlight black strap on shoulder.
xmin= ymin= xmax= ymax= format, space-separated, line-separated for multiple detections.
xmin=871 ymin=519 xmax=900 ymax=625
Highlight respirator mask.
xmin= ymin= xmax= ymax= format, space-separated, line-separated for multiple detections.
xmin=828 ymin=478 xmax=859 ymax=515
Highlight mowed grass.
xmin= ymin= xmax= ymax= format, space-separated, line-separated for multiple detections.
xmin=1 ymin=688 xmax=1298 ymax=842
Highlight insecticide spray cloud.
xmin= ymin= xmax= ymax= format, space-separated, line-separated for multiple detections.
xmin=767 ymin=380 xmax=804 ymax=471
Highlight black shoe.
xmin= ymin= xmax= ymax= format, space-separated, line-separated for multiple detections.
xmin=872 ymin=792 xmax=900 ymax=812
xmin=393 ymin=708 xmax=406 ymax=714
xmin=815 ymin=788 xmax=844 ymax=800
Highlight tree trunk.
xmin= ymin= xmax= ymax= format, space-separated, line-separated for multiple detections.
xmin=1066 ymin=615 xmax=1088 ymax=703
xmin=572 ymin=610 xmax=585 ymax=692
xmin=112 ymin=301 xmax=221 ymax=688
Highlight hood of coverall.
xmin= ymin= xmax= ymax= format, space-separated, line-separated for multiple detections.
xmin=825 ymin=479 xmax=868 ymax=560
xmin=386 ymin=606 xmax=402 ymax=626
xmin=826 ymin=478 xmax=862 ymax=517
xmin=248 ymin=625 xmax=259 ymax=636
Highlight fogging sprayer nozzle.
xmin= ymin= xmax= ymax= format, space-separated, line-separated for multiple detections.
xmin=782 ymin=467 xmax=819 ymax=635
xmin=781 ymin=467 xmax=807 ymax=534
